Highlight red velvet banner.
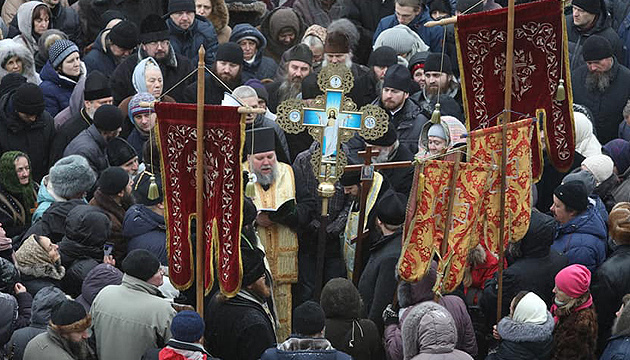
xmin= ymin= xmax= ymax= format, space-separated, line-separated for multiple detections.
xmin=155 ymin=103 xmax=244 ymax=296
xmin=455 ymin=0 xmax=575 ymax=175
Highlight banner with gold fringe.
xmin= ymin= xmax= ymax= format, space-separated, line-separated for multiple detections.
xmin=467 ymin=118 xmax=534 ymax=253
xmin=155 ymin=103 xmax=244 ymax=296
xmin=399 ymin=160 xmax=495 ymax=293
xmin=455 ymin=0 xmax=574 ymax=176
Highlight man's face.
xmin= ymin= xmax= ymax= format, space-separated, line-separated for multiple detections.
xmin=373 ymin=65 xmax=388 ymax=81
xmin=325 ymin=53 xmax=348 ymax=65
xmin=587 ymin=58 xmax=613 ymax=73
xmin=239 ymin=39 xmax=258 ymax=61
xmin=425 ymin=71 xmax=450 ymax=95
xmin=109 ymin=43 xmax=133 ymax=61
xmin=372 ymin=144 xmax=393 ymax=163
xmin=343 ymin=184 xmax=360 ymax=199
xmin=14 ymin=156 xmax=30 ymax=185
xmin=428 ymin=135 xmax=447 ymax=154
xmin=170 ymin=11 xmax=195 ymax=30
xmin=142 ymin=40 xmax=170 ymax=60
xmin=241 ymin=96 xmax=259 ymax=124
xmin=248 ymin=274 xmax=271 ymax=299
xmin=216 ymin=60 xmax=241 ymax=83
xmin=250 ymin=150 xmax=277 ymax=177
xmin=395 ymin=3 xmax=421 ymax=25
xmin=550 ymin=194 xmax=576 ymax=224
xmin=120 ymin=156 xmax=139 ymax=176
xmin=382 ymin=87 xmax=408 ymax=111
xmin=17 ymin=112 xmax=38 ymax=124
xmin=63 ymin=329 xmax=89 ymax=343
xmin=287 ymin=60 xmax=311 ymax=82
xmin=147 ymin=267 xmax=165 ymax=287
xmin=278 ymin=29 xmax=296 ymax=46
xmin=133 ymin=112 xmax=157 ymax=133
xmin=572 ymin=6 xmax=597 ymax=28
xmin=413 ymin=68 xmax=426 ymax=88
xmin=84 ymin=97 xmax=113 ymax=119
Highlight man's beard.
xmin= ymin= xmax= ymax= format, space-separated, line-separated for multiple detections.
xmin=585 ymin=69 xmax=613 ymax=92
xmin=372 ymin=147 xmax=390 ymax=163
xmin=278 ymin=74 xmax=302 ymax=103
xmin=85 ymin=107 xmax=96 ymax=119
xmin=383 ymin=97 xmax=404 ymax=111
xmin=120 ymin=190 xmax=135 ymax=210
xmin=65 ymin=337 xmax=92 ymax=359
xmin=375 ymin=79 xmax=384 ymax=96
xmin=254 ymin=164 xmax=277 ymax=187
xmin=322 ymin=55 xmax=353 ymax=70
xmin=214 ymin=66 xmax=242 ymax=90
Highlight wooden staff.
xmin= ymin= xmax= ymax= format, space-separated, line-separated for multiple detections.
xmin=196 ymin=45 xmax=205 ymax=317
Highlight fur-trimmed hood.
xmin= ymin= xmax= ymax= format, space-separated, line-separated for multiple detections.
xmin=225 ymin=0 xmax=267 ymax=27
xmin=497 ymin=312 xmax=555 ymax=343
xmin=209 ymin=0 xmax=229 ymax=31
xmin=0 ymin=39 xmax=40 ymax=84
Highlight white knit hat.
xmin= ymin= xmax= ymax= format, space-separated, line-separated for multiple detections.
xmin=373 ymin=24 xmax=429 ymax=58
xmin=582 ymin=154 xmax=614 ymax=184
xmin=513 ymin=292 xmax=548 ymax=325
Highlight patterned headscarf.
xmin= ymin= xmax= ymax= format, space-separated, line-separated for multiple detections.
xmin=15 ymin=235 xmax=65 ymax=280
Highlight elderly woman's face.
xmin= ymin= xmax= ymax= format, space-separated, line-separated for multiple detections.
xmin=38 ymin=236 xmax=60 ymax=263
xmin=145 ymin=66 xmax=163 ymax=98
xmin=14 ymin=156 xmax=30 ymax=185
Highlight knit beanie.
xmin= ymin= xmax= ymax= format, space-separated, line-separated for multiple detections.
xmin=554 ymin=264 xmax=591 ymax=298
xmin=107 ymin=137 xmax=137 ymax=167
xmin=609 ymin=202 xmax=630 ymax=245
xmin=168 ymin=0 xmax=195 ymax=15
xmin=50 ymin=300 xmax=91 ymax=333
xmin=97 ymin=166 xmax=130 ymax=195
xmin=373 ymin=24 xmax=429 ymax=57
xmin=383 ymin=64 xmax=412 ymax=93
xmin=369 ymin=46 xmax=398 ymax=67
xmin=603 ymin=139 xmax=630 ymax=175
xmin=553 ymin=180 xmax=588 ymax=212
xmin=424 ymin=52 xmax=453 ymax=75
xmin=122 ymin=249 xmax=161 ymax=281
xmin=376 ymin=191 xmax=406 ymax=225
xmin=512 ymin=292 xmax=548 ymax=324
xmin=108 ymin=20 xmax=139 ymax=50
xmin=0 ymin=151 xmax=34 ymax=211
xmin=171 ymin=310 xmax=205 ymax=342
xmin=93 ymin=104 xmax=124 ymax=131
xmin=139 ymin=14 xmax=169 ymax=44
xmin=48 ymin=39 xmax=79 ymax=69
xmin=293 ymin=301 xmax=326 ymax=336
xmin=13 ymin=83 xmax=44 ymax=115
xmin=133 ymin=170 xmax=163 ymax=206
xmin=582 ymin=35 xmax=613 ymax=61
xmin=581 ymin=154 xmax=614 ymax=184
xmin=128 ymin=92 xmax=155 ymax=121
xmin=287 ymin=43 xmax=312 ymax=66
xmin=572 ymin=0 xmax=601 ymax=14
xmin=49 ymin=155 xmax=97 ymax=199
xmin=241 ymin=246 xmax=265 ymax=287
xmin=562 ymin=168 xmax=596 ymax=194
xmin=216 ymin=42 xmax=243 ymax=64
xmin=84 ymin=71 xmax=111 ymax=101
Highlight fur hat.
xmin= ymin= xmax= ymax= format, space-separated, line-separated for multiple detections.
xmin=122 ymin=249 xmax=161 ymax=281
xmin=50 ymin=300 xmax=91 ymax=334
xmin=293 ymin=301 xmax=325 ymax=335
xmin=49 ymin=155 xmax=97 ymax=199
xmin=107 ymin=137 xmax=137 ymax=167
xmin=171 ymin=310 xmax=205 ymax=342
xmin=320 ymin=278 xmax=362 ymax=319
xmin=97 ymin=166 xmax=130 ymax=195
xmin=93 ymin=104 xmax=124 ymax=131
xmin=108 ymin=21 xmax=139 ymax=50
xmin=609 ymin=202 xmax=630 ymax=244
xmin=140 ymin=14 xmax=169 ymax=44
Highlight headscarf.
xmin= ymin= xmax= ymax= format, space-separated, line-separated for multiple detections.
xmin=574 ymin=112 xmax=601 ymax=158
xmin=0 ymin=151 xmax=35 ymax=211
xmin=15 ymin=235 xmax=65 ymax=280
xmin=132 ymin=57 xmax=161 ymax=95
xmin=513 ymin=292 xmax=548 ymax=324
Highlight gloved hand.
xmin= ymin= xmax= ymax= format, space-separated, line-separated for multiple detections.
xmin=382 ymin=304 xmax=399 ymax=326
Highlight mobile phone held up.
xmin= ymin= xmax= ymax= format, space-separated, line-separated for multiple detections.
xmin=103 ymin=243 xmax=114 ymax=257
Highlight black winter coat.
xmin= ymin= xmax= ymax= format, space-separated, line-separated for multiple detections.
xmin=21 ymin=199 xmax=86 ymax=246
xmin=341 ymin=0 xmax=395 ymax=65
xmin=388 ymin=99 xmax=428 ymax=156
xmin=49 ymin=107 xmax=91 ymax=165
xmin=0 ymin=93 xmax=55 ymax=183
xmin=84 ymin=29 xmax=120 ymax=76
xmin=63 ymin=124 xmax=108 ymax=175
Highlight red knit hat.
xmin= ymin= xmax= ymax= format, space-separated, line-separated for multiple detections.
xmin=555 ymin=264 xmax=591 ymax=298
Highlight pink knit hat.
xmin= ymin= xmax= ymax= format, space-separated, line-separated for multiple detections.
xmin=555 ymin=264 xmax=591 ymax=298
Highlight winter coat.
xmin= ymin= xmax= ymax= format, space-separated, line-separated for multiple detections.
xmin=550 ymin=204 xmax=608 ymax=272
xmin=261 ymin=337 xmax=352 ymax=360
xmin=75 ymin=263 xmax=122 ymax=311
xmin=536 ymin=151 xmax=586 ymax=213
xmin=63 ymin=124 xmax=108 ymax=175
xmin=592 ymin=244 xmax=630 ymax=352
xmin=49 ymin=107 xmax=91 ymax=166
xmin=0 ymin=291 xmax=31 ymax=353
xmin=167 ymin=15 xmax=218 ymax=66
xmin=0 ymin=92 xmax=55 ymax=183
xmin=83 ymin=28 xmax=121 ymax=76
xmin=89 ymin=189 xmax=128 ymax=262
xmin=39 ymin=61 xmax=85 ymax=117
xmin=482 ymin=210 xmax=569 ymax=318
xmin=341 ymin=0 xmax=394 ymax=65
xmin=22 ymin=199 xmax=85 ymax=245
xmin=358 ymin=228 xmax=402 ymax=333
xmin=0 ymin=39 xmax=40 ymax=84
xmin=600 ymin=297 xmax=630 ymax=360
xmin=32 ymin=176 xmax=64 ymax=224
xmin=53 ymin=74 xmax=85 ymax=130
xmin=387 ymin=98 xmax=428 ymax=156
xmin=91 ymin=274 xmax=176 ymax=360
xmin=205 ymin=292 xmax=277 ymax=360
xmin=373 ymin=10 xmax=443 ymax=53
xmin=571 ymin=59 xmax=630 ymax=144
xmin=11 ymin=1 xmax=46 ymax=55
xmin=110 ymin=45 xmax=193 ymax=105
xmin=23 ymin=326 xmax=95 ymax=360
xmin=259 ymin=7 xmax=306 ymax=63
xmin=551 ymin=306 xmax=598 ymax=360
xmin=48 ymin=4 xmax=81 ymax=47
xmin=485 ymin=312 xmax=554 ymax=360
xmin=401 ymin=301 xmax=473 ymax=360
xmin=566 ymin=2 xmax=624 ymax=70
xmin=293 ymin=0 xmax=345 ymax=27
xmin=230 ymin=23 xmax=277 ymax=81
xmin=122 ymin=204 xmax=167 ymax=265
xmin=8 ymin=286 xmax=66 ymax=360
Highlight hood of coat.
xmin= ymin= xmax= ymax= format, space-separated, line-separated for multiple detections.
xmin=64 ymin=204 xmax=111 ymax=246
xmin=122 ymin=204 xmax=165 ymax=238
xmin=17 ymin=1 xmax=47 ymax=47
xmin=80 ymin=263 xmax=123 ymax=307
xmin=402 ymin=301 xmax=457 ymax=359
xmin=513 ymin=209 xmax=557 ymax=259
xmin=398 ymin=260 xmax=437 ymax=308
xmin=260 ymin=6 xmax=305 ymax=57
xmin=230 ymin=23 xmax=267 ymax=64
xmin=34 ymin=199 xmax=86 ymax=241
xmin=40 ymin=60 xmax=86 ymax=89
xmin=497 ymin=311 xmax=555 ymax=343
xmin=30 ymin=285 xmax=66 ymax=325
xmin=0 ymin=39 xmax=39 ymax=84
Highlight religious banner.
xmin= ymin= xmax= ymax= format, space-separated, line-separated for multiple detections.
xmin=455 ymin=0 xmax=574 ymax=175
xmin=468 ymin=118 xmax=534 ymax=253
xmin=399 ymin=160 xmax=495 ymax=293
xmin=155 ymin=103 xmax=244 ymax=296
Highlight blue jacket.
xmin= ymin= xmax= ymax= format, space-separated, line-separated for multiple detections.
xmin=122 ymin=204 xmax=167 ymax=265
xmin=601 ymin=335 xmax=630 ymax=360
xmin=373 ymin=10 xmax=443 ymax=52
xmin=230 ymin=24 xmax=277 ymax=81
xmin=166 ymin=15 xmax=218 ymax=66
xmin=39 ymin=61 xmax=79 ymax=117
xmin=550 ymin=204 xmax=608 ymax=272
xmin=260 ymin=337 xmax=352 ymax=360
xmin=84 ymin=29 xmax=119 ymax=76
xmin=32 ymin=177 xmax=55 ymax=223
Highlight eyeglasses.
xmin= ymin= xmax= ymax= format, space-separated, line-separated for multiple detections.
xmin=146 ymin=40 xmax=169 ymax=48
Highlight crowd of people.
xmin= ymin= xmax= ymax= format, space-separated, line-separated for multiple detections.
xmin=0 ymin=0 xmax=628 ymax=359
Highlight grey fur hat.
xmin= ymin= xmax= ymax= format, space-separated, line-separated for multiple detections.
xmin=49 ymin=155 xmax=97 ymax=199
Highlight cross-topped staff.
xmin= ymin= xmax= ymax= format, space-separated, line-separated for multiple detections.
xmin=276 ymin=63 xmax=389 ymax=298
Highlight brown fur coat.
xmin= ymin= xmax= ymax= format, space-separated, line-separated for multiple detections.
xmin=551 ymin=306 xmax=598 ymax=360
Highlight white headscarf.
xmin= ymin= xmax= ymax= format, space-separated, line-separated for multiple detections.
xmin=574 ymin=112 xmax=602 ymax=158
xmin=513 ymin=292 xmax=548 ymax=325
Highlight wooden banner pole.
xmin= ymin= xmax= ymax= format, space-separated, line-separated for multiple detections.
xmin=195 ymin=45 xmax=206 ymax=317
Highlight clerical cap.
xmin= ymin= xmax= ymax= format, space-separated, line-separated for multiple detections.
xmin=245 ymin=127 xmax=275 ymax=155
xmin=582 ymin=35 xmax=613 ymax=61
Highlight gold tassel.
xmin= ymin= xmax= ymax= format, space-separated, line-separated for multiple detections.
xmin=245 ymin=172 xmax=256 ymax=198
xmin=430 ymin=103 xmax=441 ymax=124
xmin=147 ymin=175 xmax=159 ymax=200
xmin=555 ymin=79 xmax=566 ymax=102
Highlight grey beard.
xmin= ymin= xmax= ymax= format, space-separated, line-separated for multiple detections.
xmin=373 ymin=149 xmax=390 ymax=163
xmin=254 ymin=167 xmax=277 ymax=187
xmin=376 ymin=79 xmax=384 ymax=96
xmin=278 ymin=79 xmax=302 ymax=103
xmin=322 ymin=55 xmax=353 ymax=70
xmin=585 ymin=69 xmax=613 ymax=92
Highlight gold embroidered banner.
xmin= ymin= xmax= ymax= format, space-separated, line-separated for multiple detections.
xmin=399 ymin=160 xmax=495 ymax=293
xmin=467 ymin=118 xmax=534 ymax=253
